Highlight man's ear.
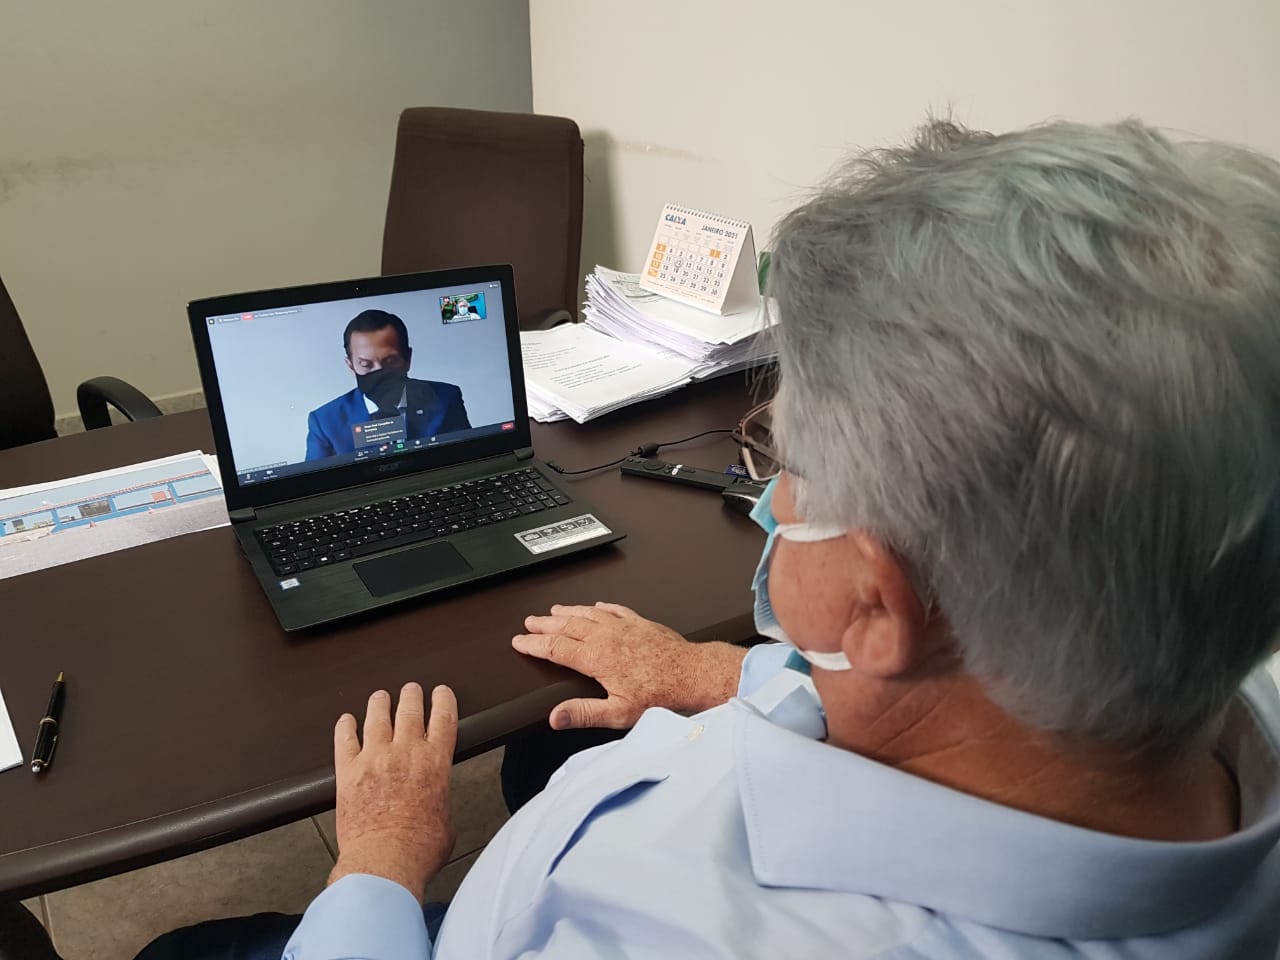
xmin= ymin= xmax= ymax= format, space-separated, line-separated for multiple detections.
xmin=345 ymin=356 xmax=355 ymax=375
xmin=839 ymin=534 xmax=930 ymax=678
xmin=402 ymin=346 xmax=413 ymax=369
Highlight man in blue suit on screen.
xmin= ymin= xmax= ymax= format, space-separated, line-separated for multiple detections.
xmin=305 ymin=309 xmax=471 ymax=461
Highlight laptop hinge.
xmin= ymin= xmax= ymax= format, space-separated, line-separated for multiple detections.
xmin=228 ymin=507 xmax=257 ymax=523
xmin=514 ymin=446 xmax=535 ymax=461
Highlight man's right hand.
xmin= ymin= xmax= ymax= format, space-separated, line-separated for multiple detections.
xmin=328 ymin=683 xmax=457 ymax=900
xmin=512 ymin=602 xmax=747 ymax=730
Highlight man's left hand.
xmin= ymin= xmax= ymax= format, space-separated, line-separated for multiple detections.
xmin=513 ymin=602 xmax=746 ymax=730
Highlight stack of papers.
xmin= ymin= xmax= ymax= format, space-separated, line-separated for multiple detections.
xmin=583 ymin=266 xmax=775 ymax=378
xmin=522 ymin=325 xmax=701 ymax=423
xmin=521 ymin=265 xmax=776 ymax=424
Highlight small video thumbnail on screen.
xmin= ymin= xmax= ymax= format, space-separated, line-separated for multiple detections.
xmin=440 ymin=292 xmax=487 ymax=324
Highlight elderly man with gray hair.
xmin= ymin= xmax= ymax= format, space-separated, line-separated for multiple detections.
xmin=137 ymin=118 xmax=1280 ymax=959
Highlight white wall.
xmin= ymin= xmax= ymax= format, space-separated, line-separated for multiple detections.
xmin=0 ymin=1 xmax=532 ymax=419
xmin=530 ymin=0 xmax=1280 ymax=285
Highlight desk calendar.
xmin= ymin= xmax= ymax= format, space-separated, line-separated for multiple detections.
xmin=639 ymin=204 xmax=759 ymax=315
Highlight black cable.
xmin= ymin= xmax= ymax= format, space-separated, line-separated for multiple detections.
xmin=650 ymin=427 xmax=735 ymax=450
xmin=547 ymin=428 xmax=734 ymax=476
xmin=547 ymin=455 xmax=631 ymax=476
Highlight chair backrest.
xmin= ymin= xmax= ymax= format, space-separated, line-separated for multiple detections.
xmin=381 ymin=107 xmax=585 ymax=328
xmin=0 ymin=274 xmax=56 ymax=451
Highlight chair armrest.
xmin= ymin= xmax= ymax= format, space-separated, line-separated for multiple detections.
xmin=77 ymin=376 xmax=164 ymax=431
xmin=524 ymin=308 xmax=574 ymax=331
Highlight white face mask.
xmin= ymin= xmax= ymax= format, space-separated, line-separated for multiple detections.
xmin=748 ymin=478 xmax=853 ymax=671
xmin=790 ymin=647 xmax=855 ymax=671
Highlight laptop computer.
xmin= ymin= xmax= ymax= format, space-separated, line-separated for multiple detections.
xmin=187 ymin=265 xmax=624 ymax=631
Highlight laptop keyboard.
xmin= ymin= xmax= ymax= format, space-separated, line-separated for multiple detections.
xmin=255 ymin=467 xmax=569 ymax=576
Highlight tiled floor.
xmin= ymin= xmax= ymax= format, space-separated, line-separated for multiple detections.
xmin=26 ymin=748 xmax=508 ymax=960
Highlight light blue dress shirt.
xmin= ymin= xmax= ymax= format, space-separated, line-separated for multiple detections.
xmin=285 ymin=645 xmax=1280 ymax=959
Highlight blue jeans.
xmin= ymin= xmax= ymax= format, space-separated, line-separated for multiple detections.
xmin=133 ymin=901 xmax=449 ymax=960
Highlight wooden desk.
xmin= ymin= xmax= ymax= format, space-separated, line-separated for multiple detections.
xmin=0 ymin=375 xmax=765 ymax=898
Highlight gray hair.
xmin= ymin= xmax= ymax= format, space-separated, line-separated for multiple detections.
xmin=768 ymin=119 xmax=1280 ymax=753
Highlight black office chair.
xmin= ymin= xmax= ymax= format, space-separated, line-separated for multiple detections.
xmin=0 ymin=276 xmax=163 ymax=959
xmin=0 ymin=902 xmax=60 ymax=960
xmin=0 ymin=273 xmax=163 ymax=452
xmin=381 ymin=107 xmax=584 ymax=330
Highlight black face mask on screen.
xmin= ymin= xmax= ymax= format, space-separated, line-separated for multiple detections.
xmin=356 ymin=366 xmax=409 ymax=414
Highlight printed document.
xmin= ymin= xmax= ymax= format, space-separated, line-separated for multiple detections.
xmin=0 ymin=452 xmax=227 ymax=581
xmin=0 ymin=687 xmax=20 ymax=773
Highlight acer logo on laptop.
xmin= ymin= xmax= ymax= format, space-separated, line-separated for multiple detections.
xmin=375 ymin=462 xmax=404 ymax=474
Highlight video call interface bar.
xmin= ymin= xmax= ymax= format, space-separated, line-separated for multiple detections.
xmin=205 ymin=288 xmax=492 ymax=328
xmin=236 ymin=419 xmax=517 ymax=486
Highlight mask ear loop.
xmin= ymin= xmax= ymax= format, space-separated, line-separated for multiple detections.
xmin=775 ymin=522 xmax=846 ymax=543
xmin=770 ymin=471 xmax=846 ymax=542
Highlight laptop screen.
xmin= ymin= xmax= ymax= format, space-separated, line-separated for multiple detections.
xmin=201 ymin=279 xmax=518 ymax=487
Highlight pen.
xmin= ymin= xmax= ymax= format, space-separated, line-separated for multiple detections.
xmin=30 ymin=672 xmax=65 ymax=774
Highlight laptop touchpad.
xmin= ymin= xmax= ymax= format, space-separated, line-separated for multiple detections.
xmin=355 ymin=542 xmax=474 ymax=597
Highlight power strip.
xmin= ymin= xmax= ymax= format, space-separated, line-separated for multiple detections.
xmin=619 ymin=455 xmax=743 ymax=492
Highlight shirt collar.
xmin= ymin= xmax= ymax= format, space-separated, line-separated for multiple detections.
xmin=734 ymin=668 xmax=1280 ymax=940
xmin=362 ymin=384 xmax=408 ymax=415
